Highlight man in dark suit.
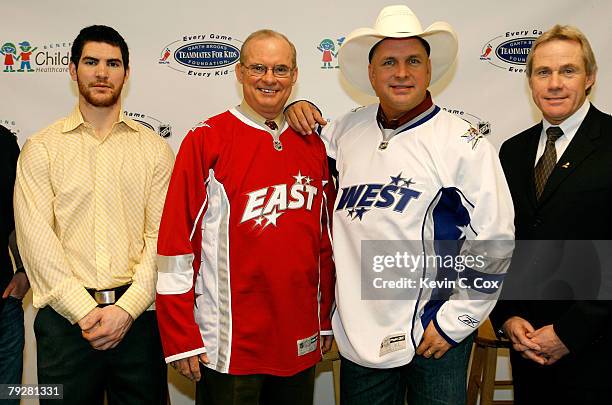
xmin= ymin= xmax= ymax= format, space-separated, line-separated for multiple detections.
xmin=492 ymin=25 xmax=612 ymax=404
xmin=0 ymin=124 xmax=29 ymax=404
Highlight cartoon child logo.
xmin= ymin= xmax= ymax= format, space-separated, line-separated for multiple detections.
xmin=17 ymin=41 xmax=37 ymax=72
xmin=1 ymin=42 xmax=19 ymax=72
xmin=317 ymin=37 xmax=345 ymax=69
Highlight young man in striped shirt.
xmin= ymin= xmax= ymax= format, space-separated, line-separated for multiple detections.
xmin=14 ymin=25 xmax=173 ymax=404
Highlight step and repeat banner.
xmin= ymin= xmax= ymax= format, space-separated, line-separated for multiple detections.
xmin=2 ymin=1 xmax=611 ymax=404
xmin=3 ymin=1 xmax=611 ymax=151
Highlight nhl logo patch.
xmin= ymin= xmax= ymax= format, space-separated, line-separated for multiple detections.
xmin=159 ymin=124 xmax=172 ymax=138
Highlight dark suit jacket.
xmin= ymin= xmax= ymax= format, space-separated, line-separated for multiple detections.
xmin=0 ymin=125 xmax=20 ymax=314
xmin=492 ymin=104 xmax=612 ymax=378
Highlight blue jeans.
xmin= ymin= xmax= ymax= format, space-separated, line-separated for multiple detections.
xmin=0 ymin=297 xmax=25 ymax=405
xmin=340 ymin=333 xmax=474 ymax=405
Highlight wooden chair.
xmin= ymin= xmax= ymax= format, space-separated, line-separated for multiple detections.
xmin=467 ymin=319 xmax=514 ymax=405
xmin=321 ymin=340 xmax=341 ymax=405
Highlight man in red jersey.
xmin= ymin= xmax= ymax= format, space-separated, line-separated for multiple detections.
xmin=155 ymin=29 xmax=335 ymax=405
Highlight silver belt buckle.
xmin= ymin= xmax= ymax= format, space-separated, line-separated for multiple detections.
xmin=94 ymin=290 xmax=116 ymax=305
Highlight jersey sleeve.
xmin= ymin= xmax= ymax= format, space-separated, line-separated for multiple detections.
xmin=155 ymin=124 xmax=216 ymax=363
xmin=434 ymin=129 xmax=515 ymax=345
xmin=319 ymin=150 xmax=336 ymax=334
xmin=320 ymin=118 xmax=339 ymax=161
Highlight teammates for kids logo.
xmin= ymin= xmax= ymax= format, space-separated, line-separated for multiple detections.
xmin=480 ymin=29 xmax=543 ymax=73
xmin=159 ymin=33 xmax=242 ymax=78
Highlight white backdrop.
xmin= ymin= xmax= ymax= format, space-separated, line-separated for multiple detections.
xmin=2 ymin=1 xmax=611 ymax=404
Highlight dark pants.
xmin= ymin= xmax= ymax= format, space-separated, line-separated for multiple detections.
xmin=34 ymin=307 xmax=167 ymax=405
xmin=340 ymin=333 xmax=474 ymax=405
xmin=0 ymin=297 xmax=24 ymax=405
xmin=196 ymin=365 xmax=316 ymax=405
xmin=510 ymin=349 xmax=612 ymax=405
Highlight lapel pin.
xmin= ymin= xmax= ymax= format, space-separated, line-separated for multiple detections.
xmin=561 ymin=162 xmax=571 ymax=169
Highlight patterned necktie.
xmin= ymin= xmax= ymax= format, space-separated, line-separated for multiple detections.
xmin=264 ymin=120 xmax=278 ymax=131
xmin=534 ymin=126 xmax=563 ymax=199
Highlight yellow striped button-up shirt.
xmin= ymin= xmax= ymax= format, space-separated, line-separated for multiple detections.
xmin=14 ymin=106 xmax=174 ymax=324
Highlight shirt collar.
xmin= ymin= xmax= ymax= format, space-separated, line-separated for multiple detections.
xmin=542 ymin=99 xmax=590 ymax=136
xmin=377 ymin=91 xmax=434 ymax=130
xmin=62 ymin=105 xmax=86 ymax=133
xmin=119 ymin=110 xmax=142 ymax=132
xmin=61 ymin=104 xmax=140 ymax=133
xmin=239 ymin=100 xmax=284 ymax=130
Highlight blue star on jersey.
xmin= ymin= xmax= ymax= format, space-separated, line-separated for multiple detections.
xmin=336 ymin=173 xmax=422 ymax=220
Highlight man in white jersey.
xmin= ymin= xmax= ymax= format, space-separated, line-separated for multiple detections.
xmin=286 ymin=5 xmax=514 ymax=404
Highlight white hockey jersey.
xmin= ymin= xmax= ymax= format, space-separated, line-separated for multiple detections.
xmin=323 ymin=103 xmax=514 ymax=368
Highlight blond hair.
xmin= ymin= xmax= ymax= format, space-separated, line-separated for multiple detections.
xmin=526 ymin=25 xmax=597 ymax=94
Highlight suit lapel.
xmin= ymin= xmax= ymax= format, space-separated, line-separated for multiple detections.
xmin=538 ymin=107 xmax=599 ymax=204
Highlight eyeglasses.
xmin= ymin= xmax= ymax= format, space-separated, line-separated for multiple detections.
xmin=243 ymin=64 xmax=294 ymax=78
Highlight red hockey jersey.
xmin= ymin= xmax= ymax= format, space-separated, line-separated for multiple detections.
xmin=156 ymin=108 xmax=335 ymax=376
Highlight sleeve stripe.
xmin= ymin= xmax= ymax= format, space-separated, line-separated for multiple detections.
xmin=189 ymin=194 xmax=208 ymax=241
xmin=157 ymin=253 xmax=195 ymax=274
xmin=433 ymin=316 xmax=459 ymax=347
xmin=165 ymin=347 xmax=208 ymax=364
xmin=156 ymin=254 xmax=195 ymax=295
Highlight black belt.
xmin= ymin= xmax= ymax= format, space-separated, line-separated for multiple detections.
xmin=86 ymin=284 xmax=131 ymax=306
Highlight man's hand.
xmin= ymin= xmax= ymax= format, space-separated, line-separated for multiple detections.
xmin=81 ymin=305 xmax=134 ymax=350
xmin=2 ymin=272 xmax=30 ymax=299
xmin=285 ymin=101 xmax=327 ymax=135
xmin=171 ymin=353 xmax=209 ymax=382
xmin=321 ymin=335 xmax=333 ymax=354
xmin=77 ymin=307 xmax=103 ymax=332
xmin=416 ymin=321 xmax=452 ymax=359
xmin=502 ymin=316 xmax=547 ymax=365
xmin=527 ymin=325 xmax=569 ymax=365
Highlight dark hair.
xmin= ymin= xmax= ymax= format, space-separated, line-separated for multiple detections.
xmin=70 ymin=25 xmax=129 ymax=69
xmin=368 ymin=36 xmax=431 ymax=62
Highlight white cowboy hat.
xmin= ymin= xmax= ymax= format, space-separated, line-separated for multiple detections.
xmin=338 ymin=5 xmax=458 ymax=95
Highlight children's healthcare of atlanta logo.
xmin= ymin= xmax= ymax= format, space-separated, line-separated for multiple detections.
xmin=159 ymin=33 xmax=242 ymax=78
xmin=316 ymin=36 xmax=345 ymax=69
xmin=1 ymin=40 xmax=70 ymax=73
xmin=479 ymin=29 xmax=542 ymax=73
